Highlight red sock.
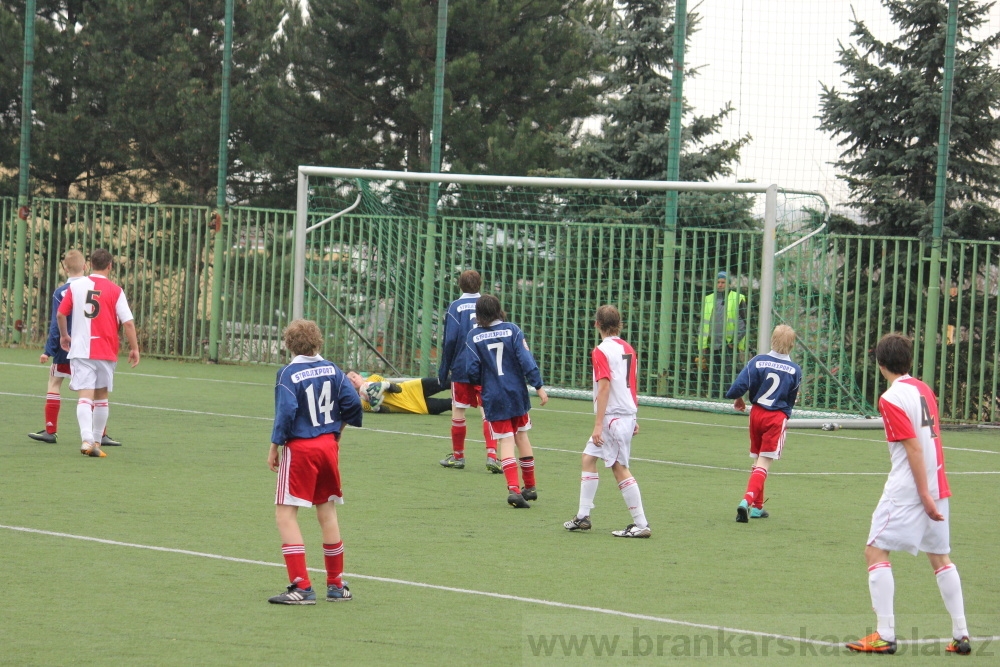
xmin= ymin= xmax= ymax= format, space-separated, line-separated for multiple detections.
xmin=743 ymin=466 xmax=768 ymax=507
xmin=323 ymin=541 xmax=344 ymax=588
xmin=482 ymin=420 xmax=498 ymax=459
xmin=45 ymin=393 xmax=61 ymax=433
xmin=754 ymin=472 xmax=768 ymax=510
xmin=281 ymin=544 xmax=311 ymax=589
xmin=501 ymin=457 xmax=519 ymax=492
xmin=518 ymin=456 xmax=536 ymax=488
xmin=450 ymin=418 xmax=466 ymax=458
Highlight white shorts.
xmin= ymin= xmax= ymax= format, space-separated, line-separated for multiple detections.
xmin=69 ymin=359 xmax=117 ymax=391
xmin=583 ymin=414 xmax=636 ymax=469
xmin=867 ymin=495 xmax=951 ymax=556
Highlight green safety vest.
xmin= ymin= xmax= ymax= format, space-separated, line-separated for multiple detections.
xmin=700 ymin=291 xmax=746 ymax=351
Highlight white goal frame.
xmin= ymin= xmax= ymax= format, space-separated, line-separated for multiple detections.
xmin=293 ymin=167 xmax=876 ymax=427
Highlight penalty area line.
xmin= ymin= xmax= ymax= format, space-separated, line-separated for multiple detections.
xmin=5 ymin=524 xmax=996 ymax=648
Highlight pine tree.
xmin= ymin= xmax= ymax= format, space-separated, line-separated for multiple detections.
xmin=819 ymin=0 xmax=1000 ymax=239
xmin=274 ymin=0 xmax=610 ymax=180
xmin=0 ymin=0 xmax=132 ymax=200
xmin=573 ymin=1 xmax=749 ymax=187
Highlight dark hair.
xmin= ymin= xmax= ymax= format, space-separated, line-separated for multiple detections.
xmin=475 ymin=294 xmax=506 ymax=325
xmin=875 ymin=333 xmax=913 ymax=375
xmin=458 ymin=270 xmax=481 ymax=294
xmin=90 ymin=248 xmax=113 ymax=271
xmin=595 ymin=305 xmax=621 ymax=335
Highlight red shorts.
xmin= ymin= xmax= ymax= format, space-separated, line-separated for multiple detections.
xmin=51 ymin=363 xmax=71 ymax=378
xmin=275 ymin=433 xmax=343 ymax=507
xmin=749 ymin=406 xmax=788 ymax=460
xmin=488 ymin=414 xmax=531 ymax=440
xmin=451 ymin=382 xmax=482 ymax=408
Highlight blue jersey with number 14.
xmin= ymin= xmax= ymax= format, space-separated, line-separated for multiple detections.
xmin=725 ymin=352 xmax=802 ymax=417
xmin=271 ymin=355 xmax=363 ymax=445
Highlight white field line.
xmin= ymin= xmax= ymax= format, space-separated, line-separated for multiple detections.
xmin=3 ymin=524 xmax=996 ymax=648
xmin=3 ymin=391 xmax=999 ymax=476
xmin=0 ymin=361 xmax=271 ymax=386
xmin=5 ymin=361 xmax=997 ymax=452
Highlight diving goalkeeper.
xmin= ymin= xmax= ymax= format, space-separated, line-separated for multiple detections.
xmin=345 ymin=372 xmax=451 ymax=415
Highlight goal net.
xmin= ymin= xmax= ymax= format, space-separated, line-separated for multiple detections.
xmin=294 ymin=167 xmax=877 ymax=421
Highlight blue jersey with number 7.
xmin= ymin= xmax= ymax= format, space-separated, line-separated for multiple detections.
xmin=465 ymin=321 xmax=544 ymax=422
xmin=725 ymin=352 xmax=802 ymax=417
xmin=271 ymin=355 xmax=363 ymax=445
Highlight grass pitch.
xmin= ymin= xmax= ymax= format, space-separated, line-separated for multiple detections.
xmin=1 ymin=347 xmax=998 ymax=665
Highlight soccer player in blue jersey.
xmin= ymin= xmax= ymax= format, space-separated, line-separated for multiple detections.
xmin=267 ymin=319 xmax=363 ymax=605
xmin=465 ymin=295 xmax=548 ymax=508
xmin=725 ymin=324 xmax=802 ymax=523
xmin=436 ymin=270 xmax=500 ymax=471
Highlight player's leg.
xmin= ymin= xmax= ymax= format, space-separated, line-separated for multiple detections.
xmin=442 ymin=384 xmax=469 ymax=468
xmin=925 ymin=500 xmax=970 ymax=654
xmin=513 ymin=427 xmax=536 ymax=499
xmin=477 ymin=390 xmax=500 ymax=471
xmin=737 ymin=409 xmax=781 ymax=521
xmin=30 ymin=370 xmax=64 ymax=443
xmin=269 ymin=504 xmax=316 ymax=604
xmin=45 ymin=372 xmax=63 ymax=433
xmin=425 ymin=397 xmax=451 ymax=415
xmin=269 ymin=441 xmax=316 ymax=604
xmin=75 ymin=390 xmax=98 ymax=455
xmin=492 ymin=421 xmax=527 ymax=508
xmin=845 ymin=545 xmax=897 ymax=653
xmin=316 ymin=502 xmax=351 ymax=601
xmin=90 ymin=385 xmax=111 ymax=457
xmin=565 ymin=453 xmax=599 ymax=531
xmin=608 ymin=417 xmax=649 ymax=537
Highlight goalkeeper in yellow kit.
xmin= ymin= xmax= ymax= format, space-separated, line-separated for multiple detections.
xmin=345 ymin=372 xmax=452 ymax=415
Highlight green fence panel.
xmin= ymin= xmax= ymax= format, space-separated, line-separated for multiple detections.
xmin=3 ymin=195 xmax=999 ymax=423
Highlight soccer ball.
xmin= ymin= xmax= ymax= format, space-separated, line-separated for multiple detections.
xmin=362 ymin=381 xmax=389 ymax=411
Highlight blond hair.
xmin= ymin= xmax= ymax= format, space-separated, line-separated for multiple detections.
xmin=63 ymin=249 xmax=86 ymax=275
xmin=283 ymin=319 xmax=323 ymax=357
xmin=771 ymin=324 xmax=796 ymax=355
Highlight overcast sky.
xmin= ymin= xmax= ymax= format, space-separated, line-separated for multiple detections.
xmin=682 ymin=0 xmax=1000 ymax=210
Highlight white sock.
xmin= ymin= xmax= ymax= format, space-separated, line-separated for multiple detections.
xmin=868 ymin=562 xmax=895 ymax=641
xmin=577 ymin=472 xmax=599 ymax=518
xmin=619 ymin=477 xmax=647 ymax=529
xmin=935 ymin=564 xmax=969 ymax=639
xmin=77 ymin=399 xmax=94 ymax=444
xmin=92 ymin=400 xmax=109 ymax=445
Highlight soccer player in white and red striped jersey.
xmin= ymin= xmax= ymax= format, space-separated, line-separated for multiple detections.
xmin=564 ymin=305 xmax=649 ymax=538
xmin=846 ymin=333 xmax=971 ymax=656
xmin=57 ymin=248 xmax=140 ymax=458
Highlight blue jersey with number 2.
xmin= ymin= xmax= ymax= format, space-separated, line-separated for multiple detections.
xmin=271 ymin=355 xmax=363 ymax=445
xmin=725 ymin=352 xmax=802 ymax=417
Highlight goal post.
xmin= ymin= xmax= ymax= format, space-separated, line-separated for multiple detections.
xmin=293 ymin=166 xmax=875 ymax=423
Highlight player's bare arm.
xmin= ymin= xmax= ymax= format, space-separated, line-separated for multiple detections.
xmin=39 ymin=354 xmax=49 ymax=364
xmin=57 ymin=312 xmax=71 ymax=352
xmin=900 ymin=436 xmax=944 ymax=521
xmin=124 ymin=320 xmax=141 ymax=367
xmin=591 ymin=378 xmax=610 ymax=445
xmin=733 ymin=396 xmax=746 ymax=412
xmin=268 ymin=443 xmax=281 ymax=472
xmin=536 ymin=386 xmax=548 ymax=406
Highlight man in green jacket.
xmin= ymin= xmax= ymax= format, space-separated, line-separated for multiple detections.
xmin=700 ymin=271 xmax=747 ymax=397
